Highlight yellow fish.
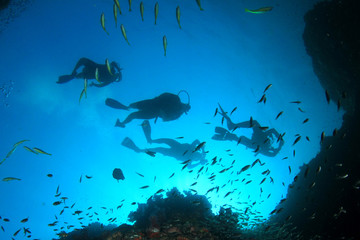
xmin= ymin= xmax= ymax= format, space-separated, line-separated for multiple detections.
xmin=23 ymin=146 xmax=38 ymax=154
xmin=245 ymin=6 xmax=273 ymax=14
xmin=163 ymin=35 xmax=167 ymax=56
xmin=95 ymin=68 xmax=100 ymax=83
xmin=84 ymin=79 xmax=87 ymax=98
xmin=140 ymin=2 xmax=144 ymax=21
xmin=2 ymin=177 xmax=21 ymax=182
xmin=105 ymin=59 xmax=113 ymax=75
xmin=154 ymin=2 xmax=159 ymax=25
xmin=120 ymin=24 xmax=130 ymax=45
xmin=196 ymin=0 xmax=204 ymax=11
xmin=128 ymin=0 xmax=132 ymax=12
xmin=33 ymin=147 xmax=52 ymax=155
xmin=176 ymin=6 xmax=181 ymax=29
xmin=13 ymin=139 xmax=30 ymax=148
xmin=114 ymin=0 xmax=122 ymax=14
xmin=113 ymin=3 xmax=118 ymax=28
xmin=79 ymin=89 xmax=85 ymax=103
xmin=100 ymin=13 xmax=109 ymax=35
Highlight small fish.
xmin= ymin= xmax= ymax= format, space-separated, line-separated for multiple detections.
xmin=13 ymin=228 xmax=21 ymax=236
xmin=182 ymin=150 xmax=188 ymax=156
xmin=230 ymin=107 xmax=237 ymax=115
xmin=84 ymin=79 xmax=87 ymax=98
xmin=320 ymin=131 xmax=325 ymax=145
xmin=249 ymin=116 xmax=253 ymax=127
xmin=275 ymin=111 xmax=283 ymax=120
xmin=2 ymin=177 xmax=21 ymax=182
xmin=155 ymin=189 xmax=164 ymax=194
xmin=176 ymin=136 xmax=184 ymax=139
xmin=120 ymin=24 xmax=130 ymax=45
xmin=56 ymin=185 xmax=60 ymax=194
xmin=140 ymin=185 xmax=149 ymax=189
xmin=309 ymin=182 xmax=316 ymax=189
xmin=105 ymin=59 xmax=113 ymax=75
xmin=176 ymin=6 xmax=181 ymax=29
xmin=33 ymin=147 xmax=52 ymax=156
xmin=298 ymin=107 xmax=305 ymax=113
xmin=169 ymin=173 xmax=175 ymax=178
xmin=163 ymin=35 xmax=167 ymax=56
xmin=259 ymin=126 xmax=269 ymax=131
xmin=79 ymin=89 xmax=85 ymax=103
xmin=337 ymin=174 xmax=349 ymax=179
xmin=316 ymin=166 xmax=321 ymax=175
xmin=135 ymin=172 xmax=144 ymax=177
xmin=114 ymin=0 xmax=122 ymax=15
xmin=154 ymin=2 xmax=159 ymax=25
xmin=293 ymin=136 xmax=301 ymax=146
xmin=258 ymin=94 xmax=266 ymax=103
xmin=254 ymin=145 xmax=260 ymax=153
xmin=290 ymin=101 xmax=301 ymax=104
xmin=303 ymin=118 xmax=309 ymax=124
xmin=325 ymin=90 xmax=330 ymax=104
xmin=260 ymin=178 xmax=266 ymax=184
xmin=245 ymin=6 xmax=273 ymax=14
xmin=193 ymin=141 xmax=206 ymax=152
xmin=113 ymin=3 xmax=118 ymax=27
xmin=47 ymin=174 xmax=53 ymax=178
xmin=100 ymin=13 xmax=109 ymax=35
xmin=13 ymin=139 xmax=30 ymax=148
xmin=20 ymin=217 xmax=28 ymax=223
xmin=53 ymin=201 xmax=62 ymax=206
xmin=140 ymin=2 xmax=144 ymax=21
xmin=237 ymin=137 xmax=242 ymax=145
xmin=23 ymin=146 xmax=38 ymax=154
xmin=213 ymin=107 xmax=218 ymax=117
xmin=288 ymin=166 xmax=291 ymax=174
xmin=79 ymin=175 xmax=82 ymax=183
xmin=196 ymin=0 xmax=204 ymax=11
xmin=263 ymin=84 xmax=272 ymax=93
xmin=85 ymin=175 xmax=92 ymax=179
xmin=240 ymin=165 xmax=251 ymax=173
xmin=128 ymin=0 xmax=132 ymax=11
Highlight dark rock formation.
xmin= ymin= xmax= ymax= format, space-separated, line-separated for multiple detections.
xmin=271 ymin=0 xmax=360 ymax=239
xmin=0 ymin=0 xmax=10 ymax=11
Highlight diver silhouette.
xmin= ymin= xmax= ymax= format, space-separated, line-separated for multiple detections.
xmin=57 ymin=57 xmax=122 ymax=87
xmin=106 ymin=91 xmax=191 ymax=128
xmin=121 ymin=120 xmax=207 ymax=169
xmin=212 ymin=104 xmax=284 ymax=157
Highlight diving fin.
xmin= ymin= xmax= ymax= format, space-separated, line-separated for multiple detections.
xmin=115 ymin=119 xmax=125 ymax=128
xmin=121 ymin=137 xmax=142 ymax=153
xmin=105 ymin=98 xmax=129 ymax=110
xmin=57 ymin=74 xmax=75 ymax=84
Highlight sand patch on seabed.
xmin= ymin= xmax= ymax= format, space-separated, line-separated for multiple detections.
xmin=0 ymin=0 xmax=33 ymax=34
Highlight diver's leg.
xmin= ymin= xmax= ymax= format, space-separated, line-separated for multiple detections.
xmin=151 ymin=138 xmax=179 ymax=147
xmin=141 ymin=120 xmax=152 ymax=143
xmin=105 ymin=98 xmax=129 ymax=110
xmin=238 ymin=136 xmax=255 ymax=149
xmin=116 ymin=111 xmax=158 ymax=127
xmin=71 ymin=58 xmax=94 ymax=75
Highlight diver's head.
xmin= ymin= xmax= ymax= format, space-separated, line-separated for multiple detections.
xmin=110 ymin=61 xmax=122 ymax=82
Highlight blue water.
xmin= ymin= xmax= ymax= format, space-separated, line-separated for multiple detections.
xmin=0 ymin=0 xmax=343 ymax=239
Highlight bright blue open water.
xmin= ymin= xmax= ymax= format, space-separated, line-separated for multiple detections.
xmin=0 ymin=0 xmax=343 ymax=239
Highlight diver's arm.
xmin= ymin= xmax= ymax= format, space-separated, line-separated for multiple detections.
xmin=266 ymin=128 xmax=280 ymax=138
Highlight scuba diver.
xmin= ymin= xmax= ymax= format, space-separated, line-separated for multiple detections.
xmin=106 ymin=91 xmax=191 ymax=128
xmin=121 ymin=120 xmax=208 ymax=169
xmin=212 ymin=104 xmax=284 ymax=157
xmin=57 ymin=57 xmax=122 ymax=87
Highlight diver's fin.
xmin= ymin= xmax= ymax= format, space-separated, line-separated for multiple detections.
xmin=105 ymin=98 xmax=129 ymax=110
xmin=121 ymin=137 xmax=142 ymax=153
xmin=115 ymin=119 xmax=125 ymax=128
xmin=141 ymin=120 xmax=152 ymax=143
xmin=57 ymin=75 xmax=75 ymax=84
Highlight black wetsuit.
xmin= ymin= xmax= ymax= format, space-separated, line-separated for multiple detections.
xmin=57 ymin=57 xmax=122 ymax=87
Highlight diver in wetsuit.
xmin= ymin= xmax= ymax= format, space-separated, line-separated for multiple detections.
xmin=121 ymin=120 xmax=208 ymax=169
xmin=57 ymin=57 xmax=122 ymax=87
xmin=106 ymin=91 xmax=191 ymax=128
xmin=212 ymin=104 xmax=284 ymax=157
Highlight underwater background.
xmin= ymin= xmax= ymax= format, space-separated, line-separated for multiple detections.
xmin=1 ymin=0 xmax=359 ymax=239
